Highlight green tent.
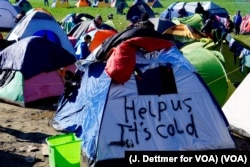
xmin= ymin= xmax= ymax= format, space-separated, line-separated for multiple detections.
xmin=171 ymin=14 xmax=203 ymax=31
xmin=0 ymin=71 xmax=24 ymax=105
xmin=181 ymin=41 xmax=234 ymax=106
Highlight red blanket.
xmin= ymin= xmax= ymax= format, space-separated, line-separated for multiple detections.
xmin=105 ymin=37 xmax=173 ymax=83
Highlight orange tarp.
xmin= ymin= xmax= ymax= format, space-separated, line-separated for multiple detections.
xmin=88 ymin=29 xmax=117 ymax=52
xmin=76 ymin=0 xmax=89 ymax=7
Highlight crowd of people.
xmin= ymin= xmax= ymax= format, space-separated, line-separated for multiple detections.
xmin=190 ymin=2 xmax=242 ymax=45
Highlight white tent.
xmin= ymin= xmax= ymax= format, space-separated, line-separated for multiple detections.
xmin=222 ymin=73 xmax=250 ymax=138
xmin=160 ymin=1 xmax=228 ymax=19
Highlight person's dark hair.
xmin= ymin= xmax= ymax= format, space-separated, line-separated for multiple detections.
xmin=140 ymin=12 xmax=150 ymax=21
xmin=178 ymin=8 xmax=187 ymax=17
xmin=84 ymin=34 xmax=92 ymax=40
xmin=94 ymin=15 xmax=102 ymax=22
xmin=197 ymin=2 xmax=202 ymax=7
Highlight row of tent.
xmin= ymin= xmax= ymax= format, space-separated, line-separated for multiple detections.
xmin=78 ymin=0 xmax=250 ymax=34
xmin=0 ymin=4 xmax=120 ymax=106
xmin=0 ymin=0 xmax=155 ymax=31
xmin=54 ymin=0 xmax=163 ymax=8
xmin=2 ymin=0 xmax=250 ymax=34
xmin=1 ymin=1 xmax=250 ymax=166
xmin=0 ymin=8 xmax=78 ymax=106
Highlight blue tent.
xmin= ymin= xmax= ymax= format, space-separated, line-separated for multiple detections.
xmin=33 ymin=30 xmax=61 ymax=45
xmin=52 ymin=28 xmax=235 ymax=167
xmin=0 ymin=36 xmax=76 ymax=79
xmin=126 ymin=0 xmax=155 ymax=21
xmin=151 ymin=0 xmax=163 ymax=8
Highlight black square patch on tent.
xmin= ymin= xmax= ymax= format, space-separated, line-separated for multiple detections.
xmin=135 ymin=64 xmax=177 ymax=95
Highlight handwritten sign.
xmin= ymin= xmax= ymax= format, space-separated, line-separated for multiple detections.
xmin=109 ymin=96 xmax=198 ymax=148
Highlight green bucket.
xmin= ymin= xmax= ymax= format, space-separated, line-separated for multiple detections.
xmin=46 ymin=133 xmax=82 ymax=167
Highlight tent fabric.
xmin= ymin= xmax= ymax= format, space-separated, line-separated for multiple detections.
xmin=147 ymin=0 xmax=163 ymax=8
xmin=149 ymin=17 xmax=176 ymax=33
xmin=0 ymin=36 xmax=76 ymax=106
xmin=52 ymin=29 xmax=235 ymax=166
xmin=87 ymin=29 xmax=117 ymax=52
xmin=240 ymin=14 xmax=250 ymax=34
xmin=222 ymin=73 xmax=250 ymax=138
xmin=160 ymin=1 xmax=228 ymax=20
xmin=67 ymin=20 xmax=93 ymax=38
xmin=180 ymin=43 xmax=230 ymax=106
xmin=73 ymin=13 xmax=94 ymax=20
xmin=0 ymin=65 xmax=75 ymax=106
xmin=68 ymin=20 xmax=117 ymax=40
xmin=0 ymin=0 xmax=18 ymax=31
xmin=151 ymin=0 xmax=163 ymax=8
xmin=171 ymin=14 xmax=203 ymax=31
xmin=60 ymin=13 xmax=94 ymax=33
xmin=0 ymin=71 xmax=24 ymax=105
xmin=33 ymin=30 xmax=61 ymax=45
xmin=75 ymin=0 xmax=90 ymax=7
xmin=126 ymin=0 xmax=155 ymax=21
xmin=95 ymin=27 xmax=167 ymax=61
xmin=105 ymin=37 xmax=173 ymax=83
xmin=0 ymin=36 xmax=76 ymax=79
xmin=162 ymin=24 xmax=206 ymax=46
xmin=60 ymin=13 xmax=94 ymax=24
xmin=23 ymin=66 xmax=75 ymax=104
xmin=6 ymin=8 xmax=76 ymax=56
xmin=74 ymin=29 xmax=117 ymax=59
xmin=240 ymin=48 xmax=250 ymax=72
